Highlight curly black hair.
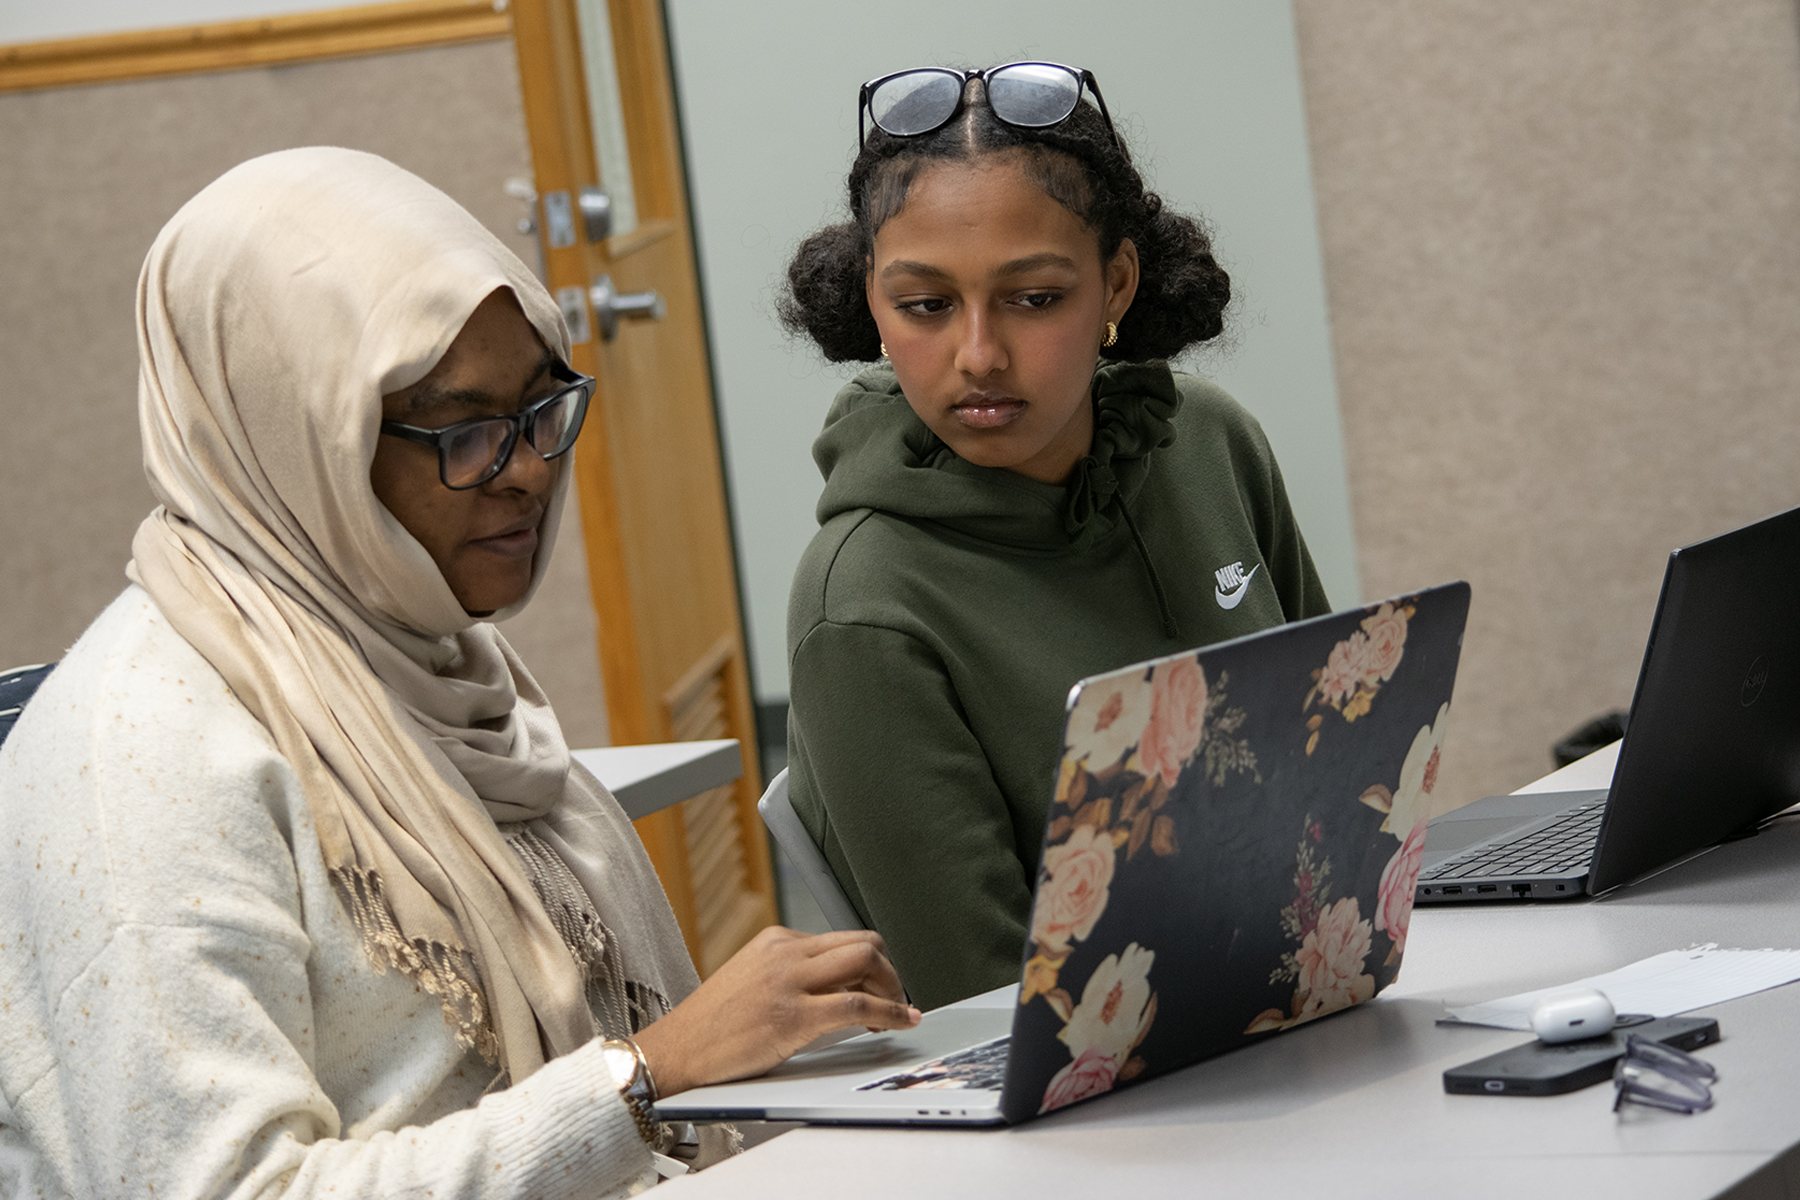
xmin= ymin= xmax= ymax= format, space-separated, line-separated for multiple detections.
xmin=779 ymin=79 xmax=1232 ymax=364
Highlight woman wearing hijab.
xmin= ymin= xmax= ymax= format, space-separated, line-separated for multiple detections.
xmin=0 ymin=147 xmax=916 ymax=1199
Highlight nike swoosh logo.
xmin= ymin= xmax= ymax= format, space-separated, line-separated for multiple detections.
xmin=1215 ymin=563 xmax=1260 ymax=610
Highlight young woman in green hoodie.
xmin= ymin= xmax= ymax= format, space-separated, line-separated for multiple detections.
xmin=780 ymin=64 xmax=1333 ymax=1010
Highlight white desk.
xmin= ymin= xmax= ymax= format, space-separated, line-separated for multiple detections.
xmin=570 ymin=740 xmax=742 ymax=821
xmin=666 ymin=745 xmax=1800 ymax=1200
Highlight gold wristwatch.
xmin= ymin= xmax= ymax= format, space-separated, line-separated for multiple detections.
xmin=599 ymin=1037 xmax=661 ymax=1146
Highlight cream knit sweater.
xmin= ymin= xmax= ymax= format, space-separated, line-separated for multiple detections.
xmin=0 ymin=589 xmax=658 ymax=1199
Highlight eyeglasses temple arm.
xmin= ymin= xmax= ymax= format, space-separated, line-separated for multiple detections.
xmin=378 ymin=421 xmax=444 ymax=447
xmin=1081 ymin=70 xmax=1123 ymax=152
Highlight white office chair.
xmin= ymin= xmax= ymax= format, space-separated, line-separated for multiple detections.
xmin=756 ymin=768 xmax=865 ymax=932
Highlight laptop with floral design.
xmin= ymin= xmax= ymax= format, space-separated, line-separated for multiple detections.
xmin=655 ymin=582 xmax=1471 ymax=1126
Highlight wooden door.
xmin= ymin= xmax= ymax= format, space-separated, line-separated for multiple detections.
xmin=509 ymin=0 xmax=775 ymax=975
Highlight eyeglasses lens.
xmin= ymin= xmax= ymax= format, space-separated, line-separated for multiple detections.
xmin=528 ymin=391 xmax=582 ymax=458
xmin=443 ymin=420 xmax=513 ymax=489
xmin=1614 ymin=1060 xmax=1715 ymax=1113
xmin=870 ymin=70 xmax=963 ymax=136
xmin=986 ymin=63 xmax=1082 ymax=128
xmin=1627 ymin=1038 xmax=1719 ymax=1082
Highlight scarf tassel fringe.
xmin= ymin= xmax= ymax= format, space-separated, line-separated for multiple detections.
xmin=331 ymin=866 xmax=501 ymax=1066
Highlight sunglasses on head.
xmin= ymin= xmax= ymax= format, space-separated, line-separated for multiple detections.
xmin=857 ymin=61 xmax=1119 ymax=151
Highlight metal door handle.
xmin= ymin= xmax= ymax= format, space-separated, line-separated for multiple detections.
xmin=590 ymin=274 xmax=666 ymax=340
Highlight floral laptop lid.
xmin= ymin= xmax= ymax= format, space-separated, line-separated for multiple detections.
xmin=1001 ymin=582 xmax=1471 ymax=1122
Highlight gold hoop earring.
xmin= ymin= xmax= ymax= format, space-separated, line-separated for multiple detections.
xmin=880 ymin=341 xmax=890 ymax=358
xmin=1102 ymin=322 xmax=1118 ymax=348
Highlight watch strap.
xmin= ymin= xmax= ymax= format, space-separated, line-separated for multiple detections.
xmin=602 ymin=1038 xmax=661 ymax=1146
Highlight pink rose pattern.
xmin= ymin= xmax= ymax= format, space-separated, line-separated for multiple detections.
xmin=1359 ymin=604 xmax=1408 ymax=683
xmin=1029 ymin=825 xmax=1116 ymax=955
xmin=1136 ymin=657 xmax=1208 ymax=789
xmin=1038 ymin=1049 xmax=1119 ymax=1114
xmin=1028 ymin=658 xmax=1247 ymax=1114
xmin=1317 ymin=635 xmax=1368 ymax=706
xmin=1305 ymin=602 xmax=1413 ymax=750
xmin=1249 ymin=817 xmax=1382 ymax=1033
xmin=1252 ymin=595 xmax=1441 ymax=1034
xmin=1294 ymin=897 xmax=1374 ymax=1018
xmin=1033 ymin=593 xmax=1447 ymax=1100
xmin=1376 ymin=819 xmax=1427 ymax=953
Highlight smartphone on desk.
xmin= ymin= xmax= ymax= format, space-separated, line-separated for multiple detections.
xmin=1444 ymin=1016 xmax=1720 ymax=1096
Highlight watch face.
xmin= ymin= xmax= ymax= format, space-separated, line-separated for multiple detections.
xmin=600 ymin=1043 xmax=638 ymax=1090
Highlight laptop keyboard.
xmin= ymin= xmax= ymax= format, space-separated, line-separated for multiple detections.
xmin=1419 ymin=797 xmax=1608 ymax=881
xmin=855 ymin=1036 xmax=1011 ymax=1093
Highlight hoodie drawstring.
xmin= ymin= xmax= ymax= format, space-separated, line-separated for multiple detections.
xmin=1116 ymin=498 xmax=1179 ymax=641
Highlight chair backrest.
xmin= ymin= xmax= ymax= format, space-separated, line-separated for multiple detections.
xmin=0 ymin=664 xmax=54 ymax=750
xmin=756 ymin=768 xmax=865 ymax=933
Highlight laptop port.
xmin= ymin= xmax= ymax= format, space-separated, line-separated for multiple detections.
xmin=1442 ymin=886 xmax=1463 ymax=895
xmin=1476 ymin=884 xmax=1498 ymax=894
xmin=1554 ymin=884 xmax=1567 ymax=892
xmin=1510 ymin=883 xmax=1531 ymax=896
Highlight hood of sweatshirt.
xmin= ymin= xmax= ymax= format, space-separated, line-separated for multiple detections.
xmin=813 ymin=360 xmax=1183 ymax=556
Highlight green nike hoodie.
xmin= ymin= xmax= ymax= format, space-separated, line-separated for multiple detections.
xmin=785 ymin=360 xmax=1331 ymax=1009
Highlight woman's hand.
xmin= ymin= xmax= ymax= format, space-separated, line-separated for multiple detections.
xmin=632 ymin=926 xmax=921 ymax=1098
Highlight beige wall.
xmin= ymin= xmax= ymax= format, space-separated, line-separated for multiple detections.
xmin=9 ymin=1 xmax=1799 ymax=796
xmin=0 ymin=39 xmax=610 ymax=747
xmin=1294 ymin=0 xmax=1800 ymax=809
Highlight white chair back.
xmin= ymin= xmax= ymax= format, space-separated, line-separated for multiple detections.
xmin=756 ymin=768 xmax=865 ymax=932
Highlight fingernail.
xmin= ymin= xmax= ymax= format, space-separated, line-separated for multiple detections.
xmin=908 ymin=1006 xmax=922 ymax=1023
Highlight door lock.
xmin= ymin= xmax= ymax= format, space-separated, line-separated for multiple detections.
xmin=578 ymin=187 xmax=613 ymax=243
xmin=590 ymin=274 xmax=666 ymax=340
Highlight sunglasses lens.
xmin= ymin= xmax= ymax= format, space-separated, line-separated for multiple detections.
xmin=869 ymin=70 xmax=964 ymax=136
xmin=987 ymin=63 xmax=1082 ymax=128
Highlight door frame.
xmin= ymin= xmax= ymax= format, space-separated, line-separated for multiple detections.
xmin=508 ymin=0 xmax=775 ymax=969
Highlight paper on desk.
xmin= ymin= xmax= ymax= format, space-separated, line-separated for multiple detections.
xmin=1440 ymin=945 xmax=1800 ymax=1030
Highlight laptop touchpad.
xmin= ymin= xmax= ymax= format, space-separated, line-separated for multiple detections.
xmin=1425 ymin=816 xmax=1532 ymax=855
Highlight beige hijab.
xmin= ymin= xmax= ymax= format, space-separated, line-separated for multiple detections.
xmin=128 ymin=147 xmax=695 ymax=1081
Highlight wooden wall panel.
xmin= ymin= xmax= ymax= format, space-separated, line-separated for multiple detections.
xmin=1293 ymin=0 xmax=1800 ymax=808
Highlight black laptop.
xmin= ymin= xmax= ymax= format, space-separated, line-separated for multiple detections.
xmin=1416 ymin=504 xmax=1800 ymax=904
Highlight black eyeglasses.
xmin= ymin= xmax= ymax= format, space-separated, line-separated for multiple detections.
xmin=379 ymin=362 xmax=594 ymax=490
xmin=858 ymin=61 xmax=1119 ymax=151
